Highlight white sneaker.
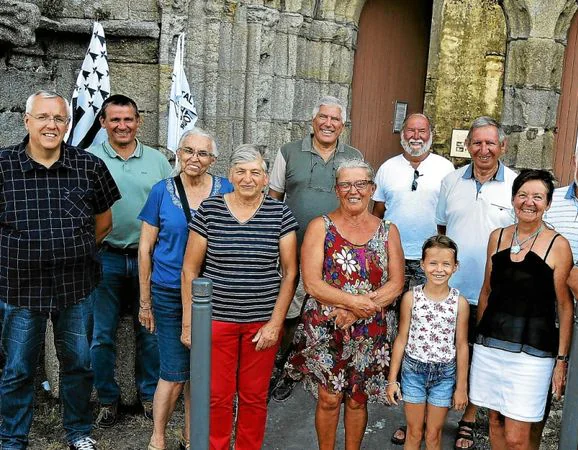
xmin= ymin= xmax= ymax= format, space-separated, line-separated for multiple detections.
xmin=69 ymin=436 xmax=97 ymax=450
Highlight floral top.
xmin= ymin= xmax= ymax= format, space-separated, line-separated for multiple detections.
xmin=406 ymin=284 xmax=459 ymax=363
xmin=286 ymin=215 xmax=395 ymax=404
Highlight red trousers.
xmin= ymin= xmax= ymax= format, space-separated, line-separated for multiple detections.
xmin=210 ymin=320 xmax=279 ymax=450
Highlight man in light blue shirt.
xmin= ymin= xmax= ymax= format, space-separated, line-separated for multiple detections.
xmin=86 ymin=95 xmax=172 ymax=427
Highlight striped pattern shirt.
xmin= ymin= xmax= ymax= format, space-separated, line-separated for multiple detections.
xmin=545 ymin=183 xmax=578 ymax=263
xmin=189 ymin=195 xmax=298 ymax=322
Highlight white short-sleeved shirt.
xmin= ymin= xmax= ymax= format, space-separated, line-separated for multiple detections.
xmin=436 ymin=163 xmax=517 ymax=305
xmin=545 ymin=183 xmax=578 ymax=262
xmin=373 ymin=153 xmax=454 ymax=260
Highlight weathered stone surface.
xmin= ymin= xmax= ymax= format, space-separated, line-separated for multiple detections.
xmin=507 ymin=128 xmax=554 ymax=168
xmin=504 ymin=38 xmax=564 ymax=89
xmin=0 ymin=112 xmax=26 ymax=148
xmin=0 ymin=67 xmax=53 ymax=111
xmin=39 ymin=18 xmax=160 ymax=38
xmin=109 ymin=63 xmax=159 ymax=111
xmin=428 ymin=0 xmax=506 ymax=153
xmin=52 ymin=0 xmax=130 ymax=20
xmin=0 ymin=1 xmax=41 ymax=47
xmin=502 ymin=87 xmax=560 ymax=130
xmin=129 ymin=0 xmax=160 ymax=22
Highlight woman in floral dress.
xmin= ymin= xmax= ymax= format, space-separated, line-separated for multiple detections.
xmin=286 ymin=159 xmax=404 ymax=450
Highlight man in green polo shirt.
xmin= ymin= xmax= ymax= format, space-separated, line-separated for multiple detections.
xmin=268 ymin=96 xmax=363 ymax=401
xmin=86 ymin=94 xmax=172 ymax=427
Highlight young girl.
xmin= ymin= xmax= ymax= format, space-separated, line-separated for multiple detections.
xmin=386 ymin=235 xmax=469 ymax=450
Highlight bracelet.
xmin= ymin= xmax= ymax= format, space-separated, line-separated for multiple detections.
xmin=139 ymin=305 xmax=152 ymax=311
xmin=556 ymin=355 xmax=570 ymax=363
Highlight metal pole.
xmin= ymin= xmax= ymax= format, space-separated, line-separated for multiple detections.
xmin=190 ymin=278 xmax=212 ymax=450
xmin=560 ymin=312 xmax=578 ymax=449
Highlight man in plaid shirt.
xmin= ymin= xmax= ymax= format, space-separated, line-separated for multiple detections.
xmin=0 ymin=90 xmax=120 ymax=450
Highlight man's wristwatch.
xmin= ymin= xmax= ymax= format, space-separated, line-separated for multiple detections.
xmin=556 ymin=355 xmax=569 ymax=362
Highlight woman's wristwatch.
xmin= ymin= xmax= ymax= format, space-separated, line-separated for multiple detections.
xmin=556 ymin=354 xmax=569 ymax=363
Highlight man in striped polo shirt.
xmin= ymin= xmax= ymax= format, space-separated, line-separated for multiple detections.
xmin=545 ymin=152 xmax=578 ymax=297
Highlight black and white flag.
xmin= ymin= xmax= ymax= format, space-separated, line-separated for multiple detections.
xmin=66 ymin=22 xmax=110 ymax=148
xmin=167 ymin=33 xmax=197 ymax=153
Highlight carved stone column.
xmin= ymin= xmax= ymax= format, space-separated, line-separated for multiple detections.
xmin=500 ymin=0 xmax=577 ymax=169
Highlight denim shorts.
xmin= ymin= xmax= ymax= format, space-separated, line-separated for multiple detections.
xmin=401 ymin=353 xmax=456 ymax=407
xmin=152 ymin=283 xmax=190 ymax=382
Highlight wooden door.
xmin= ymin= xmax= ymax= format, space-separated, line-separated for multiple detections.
xmin=350 ymin=0 xmax=432 ymax=172
xmin=554 ymin=12 xmax=578 ymax=186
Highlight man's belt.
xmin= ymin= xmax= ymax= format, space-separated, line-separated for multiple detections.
xmin=101 ymin=243 xmax=138 ymax=256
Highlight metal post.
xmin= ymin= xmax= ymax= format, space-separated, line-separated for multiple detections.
xmin=190 ymin=278 xmax=212 ymax=450
xmin=560 ymin=313 xmax=578 ymax=449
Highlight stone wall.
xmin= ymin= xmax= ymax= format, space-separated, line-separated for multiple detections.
xmin=424 ymin=0 xmax=507 ymax=161
xmin=500 ymin=0 xmax=577 ymax=170
xmin=0 ymin=0 xmax=161 ymax=151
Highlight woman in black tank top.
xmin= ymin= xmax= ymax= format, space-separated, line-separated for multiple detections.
xmin=471 ymin=170 xmax=573 ymax=449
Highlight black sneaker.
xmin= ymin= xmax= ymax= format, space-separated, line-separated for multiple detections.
xmin=69 ymin=436 xmax=97 ymax=450
xmin=271 ymin=377 xmax=296 ymax=402
xmin=95 ymin=402 xmax=118 ymax=428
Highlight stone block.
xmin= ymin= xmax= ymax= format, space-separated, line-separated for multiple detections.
xmin=0 ymin=113 xmax=26 ymax=148
xmin=508 ymin=128 xmax=553 ymax=169
xmin=502 ymin=87 xmax=559 ymax=130
xmin=295 ymin=38 xmax=323 ymax=79
xmin=139 ymin=111 xmax=160 ymax=148
xmin=270 ymin=77 xmax=296 ymax=121
xmin=129 ymin=0 xmax=159 ymax=21
xmin=256 ymin=73 xmax=274 ymax=120
xmin=504 ymin=39 xmax=564 ymax=89
xmin=277 ymin=12 xmax=304 ymax=35
xmin=525 ymin=0 xmax=574 ymax=39
xmin=45 ymin=315 xmax=139 ymax=405
xmin=53 ymin=0 xmax=129 ymax=20
xmin=107 ymin=37 xmax=159 ymax=64
xmin=0 ymin=68 xmax=53 ymax=111
xmin=307 ymin=20 xmax=354 ymax=48
xmin=109 ymin=63 xmax=159 ymax=111
xmin=328 ymin=44 xmax=354 ymax=84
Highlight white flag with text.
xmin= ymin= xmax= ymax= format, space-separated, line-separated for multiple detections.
xmin=167 ymin=33 xmax=197 ymax=153
xmin=66 ymin=22 xmax=110 ymax=148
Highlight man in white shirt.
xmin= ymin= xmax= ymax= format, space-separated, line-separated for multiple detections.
xmin=436 ymin=116 xmax=517 ymax=449
xmin=373 ymin=113 xmax=454 ymax=290
xmin=373 ymin=113 xmax=454 ymax=446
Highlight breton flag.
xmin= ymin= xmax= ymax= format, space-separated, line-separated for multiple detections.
xmin=65 ymin=22 xmax=110 ymax=148
xmin=167 ymin=33 xmax=197 ymax=153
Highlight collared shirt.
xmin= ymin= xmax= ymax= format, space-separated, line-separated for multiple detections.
xmin=545 ymin=182 xmax=578 ymax=262
xmin=0 ymin=137 xmax=121 ymax=311
xmin=89 ymin=139 xmax=172 ymax=248
xmin=373 ymin=153 xmax=454 ymax=260
xmin=269 ymin=135 xmax=363 ymax=246
xmin=436 ymin=162 xmax=517 ymax=304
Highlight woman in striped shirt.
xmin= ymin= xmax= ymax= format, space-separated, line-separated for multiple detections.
xmin=181 ymin=144 xmax=299 ymax=450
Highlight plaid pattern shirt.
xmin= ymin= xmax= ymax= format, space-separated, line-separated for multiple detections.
xmin=0 ymin=137 xmax=121 ymax=311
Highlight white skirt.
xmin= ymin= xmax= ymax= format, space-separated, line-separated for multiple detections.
xmin=469 ymin=344 xmax=554 ymax=422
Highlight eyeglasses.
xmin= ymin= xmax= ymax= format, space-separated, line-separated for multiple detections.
xmin=411 ymin=170 xmax=422 ymax=191
xmin=178 ymin=147 xmax=214 ymax=159
xmin=336 ymin=180 xmax=374 ymax=192
xmin=26 ymin=113 xmax=70 ymax=126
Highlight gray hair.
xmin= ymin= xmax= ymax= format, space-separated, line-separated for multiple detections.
xmin=229 ymin=144 xmax=267 ymax=172
xmin=172 ymin=127 xmax=218 ymax=176
xmin=312 ymin=96 xmax=346 ymax=123
xmin=401 ymin=113 xmax=433 ymax=133
xmin=465 ymin=116 xmax=507 ymax=145
xmin=25 ymin=90 xmax=70 ymax=116
xmin=335 ymin=158 xmax=375 ymax=181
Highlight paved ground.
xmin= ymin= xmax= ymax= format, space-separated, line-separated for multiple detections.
xmin=264 ymin=382 xmax=465 ymax=449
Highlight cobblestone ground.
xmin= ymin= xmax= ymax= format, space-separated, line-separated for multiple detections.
xmin=25 ymin=382 xmax=563 ymax=449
